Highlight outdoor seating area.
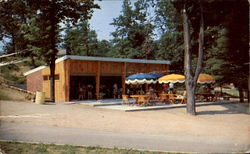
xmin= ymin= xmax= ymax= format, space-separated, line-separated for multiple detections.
xmin=125 ymin=93 xmax=186 ymax=106
xmin=121 ymin=73 xmax=217 ymax=107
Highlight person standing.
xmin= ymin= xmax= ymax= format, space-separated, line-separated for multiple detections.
xmin=87 ymin=84 xmax=93 ymax=99
xmin=169 ymin=83 xmax=174 ymax=94
xmin=78 ymin=84 xmax=84 ymax=100
xmin=113 ymin=83 xmax=118 ymax=99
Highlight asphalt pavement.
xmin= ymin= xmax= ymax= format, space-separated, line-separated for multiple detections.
xmin=0 ymin=121 xmax=249 ymax=153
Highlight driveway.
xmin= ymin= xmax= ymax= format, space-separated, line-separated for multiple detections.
xmin=0 ymin=100 xmax=249 ymax=153
xmin=0 ymin=121 xmax=249 ymax=153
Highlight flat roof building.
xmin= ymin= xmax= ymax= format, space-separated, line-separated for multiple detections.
xmin=24 ymin=55 xmax=170 ymax=102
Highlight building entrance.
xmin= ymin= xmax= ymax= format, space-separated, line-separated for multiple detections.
xmin=70 ymin=75 xmax=95 ymax=100
xmin=100 ymin=75 xmax=122 ymax=99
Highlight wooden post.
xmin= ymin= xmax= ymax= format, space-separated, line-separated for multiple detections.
xmin=96 ymin=61 xmax=101 ymax=100
xmin=64 ymin=59 xmax=70 ymax=102
xmin=122 ymin=62 xmax=127 ymax=94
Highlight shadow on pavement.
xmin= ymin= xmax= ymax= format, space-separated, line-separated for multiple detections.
xmin=197 ymin=103 xmax=249 ymax=115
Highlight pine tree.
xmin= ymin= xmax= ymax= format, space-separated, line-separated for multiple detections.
xmin=23 ymin=0 xmax=99 ymax=102
xmin=110 ymin=0 xmax=154 ymax=59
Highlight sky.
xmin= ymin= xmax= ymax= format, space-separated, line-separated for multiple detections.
xmin=89 ymin=0 xmax=124 ymax=41
xmin=0 ymin=0 xmax=123 ymax=52
xmin=0 ymin=0 xmax=132 ymax=52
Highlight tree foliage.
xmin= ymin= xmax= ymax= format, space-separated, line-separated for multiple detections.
xmin=63 ymin=20 xmax=111 ymax=57
xmin=154 ymin=0 xmax=184 ymax=73
xmin=21 ymin=0 xmax=99 ymax=101
xmin=110 ymin=0 xmax=155 ymax=59
xmin=0 ymin=0 xmax=29 ymax=53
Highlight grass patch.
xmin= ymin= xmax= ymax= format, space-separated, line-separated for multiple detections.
xmin=0 ymin=85 xmax=26 ymax=101
xmin=0 ymin=141 xmax=181 ymax=154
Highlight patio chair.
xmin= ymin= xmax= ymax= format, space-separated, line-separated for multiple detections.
xmin=180 ymin=91 xmax=187 ymax=104
xmin=168 ymin=94 xmax=176 ymax=104
xmin=159 ymin=93 xmax=168 ymax=104
xmin=148 ymin=94 xmax=158 ymax=106
xmin=138 ymin=96 xmax=151 ymax=106
xmin=122 ymin=94 xmax=129 ymax=105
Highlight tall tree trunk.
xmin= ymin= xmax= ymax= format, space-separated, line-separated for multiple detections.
xmin=239 ymin=87 xmax=244 ymax=103
xmin=49 ymin=5 xmax=57 ymax=102
xmin=83 ymin=24 xmax=89 ymax=56
xmin=183 ymin=1 xmax=204 ymax=115
xmin=31 ymin=55 xmax=36 ymax=68
xmin=50 ymin=56 xmax=55 ymax=102
xmin=183 ymin=3 xmax=195 ymax=115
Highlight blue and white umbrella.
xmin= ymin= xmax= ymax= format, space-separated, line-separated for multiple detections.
xmin=147 ymin=72 xmax=164 ymax=78
xmin=125 ymin=73 xmax=157 ymax=84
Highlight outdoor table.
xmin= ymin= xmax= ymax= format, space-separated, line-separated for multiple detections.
xmin=159 ymin=93 xmax=169 ymax=103
xmin=130 ymin=95 xmax=151 ymax=106
xmin=196 ymin=93 xmax=214 ymax=101
xmin=159 ymin=93 xmax=177 ymax=104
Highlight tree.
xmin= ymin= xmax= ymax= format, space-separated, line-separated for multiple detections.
xmin=63 ymin=20 xmax=112 ymax=57
xmin=164 ymin=0 xmax=248 ymax=115
xmin=181 ymin=1 xmax=204 ymax=115
xmin=0 ymin=0 xmax=30 ymax=54
xmin=110 ymin=0 xmax=155 ymax=59
xmin=23 ymin=0 xmax=99 ymax=102
xmin=154 ymin=0 xmax=184 ymax=73
xmin=63 ymin=20 xmax=99 ymax=56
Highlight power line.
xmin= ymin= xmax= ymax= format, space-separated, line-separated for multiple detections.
xmin=0 ymin=52 xmax=18 ymax=58
xmin=0 ymin=59 xmax=27 ymax=67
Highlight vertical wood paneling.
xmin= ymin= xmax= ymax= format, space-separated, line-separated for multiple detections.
xmin=64 ymin=60 xmax=70 ymax=101
xmin=122 ymin=62 xmax=127 ymax=93
xmin=96 ymin=61 xmax=101 ymax=99
xmin=39 ymin=59 xmax=169 ymax=102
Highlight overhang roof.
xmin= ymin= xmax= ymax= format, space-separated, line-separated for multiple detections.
xmin=23 ymin=65 xmax=47 ymax=76
xmin=56 ymin=55 xmax=170 ymax=64
xmin=24 ymin=55 xmax=171 ymax=76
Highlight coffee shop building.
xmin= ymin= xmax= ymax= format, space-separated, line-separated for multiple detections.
xmin=24 ymin=55 xmax=170 ymax=102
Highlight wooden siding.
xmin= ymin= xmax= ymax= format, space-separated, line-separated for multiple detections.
xmin=38 ymin=59 xmax=169 ymax=102
xmin=42 ymin=61 xmax=65 ymax=102
xmin=69 ymin=60 xmax=97 ymax=74
xmin=126 ymin=63 xmax=168 ymax=75
xmin=100 ymin=61 xmax=123 ymax=74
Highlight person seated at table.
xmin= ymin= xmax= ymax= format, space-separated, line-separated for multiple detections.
xmin=147 ymin=86 xmax=154 ymax=95
xmin=173 ymin=88 xmax=177 ymax=94
xmin=126 ymin=88 xmax=130 ymax=95
xmin=118 ymin=88 xmax=123 ymax=99
xmin=209 ymin=87 xmax=215 ymax=101
xmin=177 ymin=90 xmax=187 ymax=104
xmin=139 ymin=89 xmax=144 ymax=95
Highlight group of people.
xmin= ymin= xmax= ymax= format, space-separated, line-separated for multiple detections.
xmin=125 ymin=83 xmax=177 ymax=96
xmin=99 ymin=83 xmax=122 ymax=99
xmin=78 ymin=82 xmax=216 ymax=101
xmin=78 ymin=84 xmax=94 ymax=100
xmin=79 ymin=83 xmax=123 ymax=100
xmin=112 ymin=83 xmax=123 ymax=99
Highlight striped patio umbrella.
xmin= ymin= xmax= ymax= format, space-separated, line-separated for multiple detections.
xmin=125 ymin=73 xmax=157 ymax=84
xmin=147 ymin=72 xmax=164 ymax=78
xmin=198 ymin=74 xmax=215 ymax=84
xmin=158 ymin=74 xmax=185 ymax=84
